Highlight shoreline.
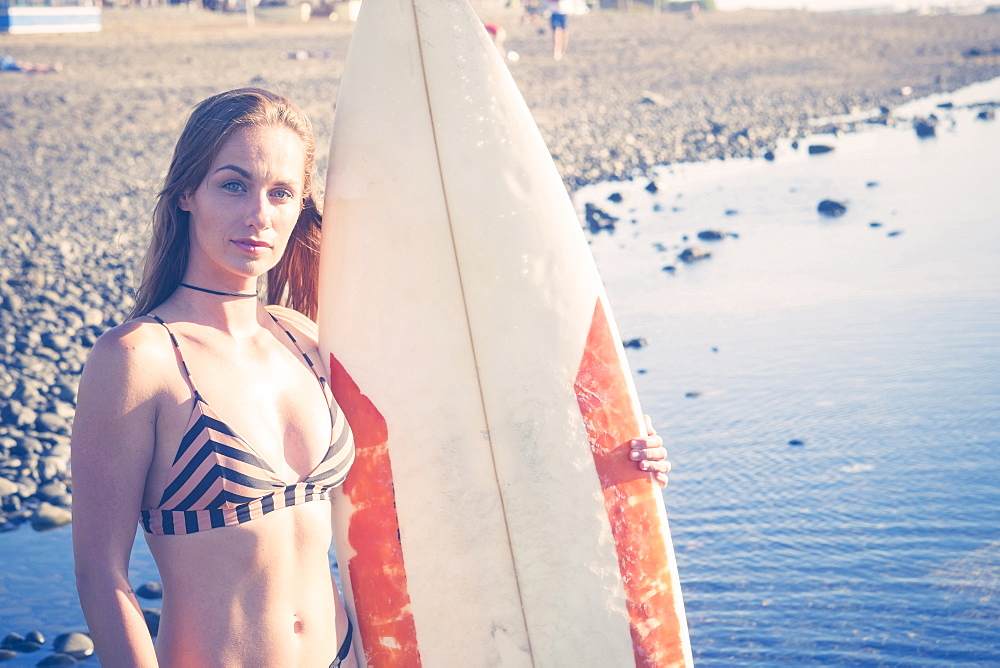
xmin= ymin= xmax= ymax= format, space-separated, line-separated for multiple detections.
xmin=1 ymin=7 xmax=1000 ymax=532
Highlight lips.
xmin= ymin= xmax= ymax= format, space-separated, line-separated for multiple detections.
xmin=232 ymin=238 xmax=272 ymax=254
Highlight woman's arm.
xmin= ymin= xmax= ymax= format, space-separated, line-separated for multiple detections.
xmin=71 ymin=325 xmax=161 ymax=666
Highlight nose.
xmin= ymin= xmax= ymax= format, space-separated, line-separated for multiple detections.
xmin=246 ymin=190 xmax=272 ymax=230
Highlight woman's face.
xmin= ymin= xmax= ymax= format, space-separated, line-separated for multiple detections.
xmin=180 ymin=124 xmax=307 ymax=286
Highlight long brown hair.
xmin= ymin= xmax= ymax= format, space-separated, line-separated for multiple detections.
xmin=129 ymin=88 xmax=322 ymax=321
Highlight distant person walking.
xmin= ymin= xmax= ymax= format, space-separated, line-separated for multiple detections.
xmin=547 ymin=0 xmax=574 ymax=60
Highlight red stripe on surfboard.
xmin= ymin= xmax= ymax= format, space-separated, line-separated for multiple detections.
xmin=328 ymin=353 xmax=421 ymax=667
xmin=574 ymin=299 xmax=687 ymax=667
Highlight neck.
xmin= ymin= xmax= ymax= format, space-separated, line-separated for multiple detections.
xmin=173 ymin=278 xmax=267 ymax=337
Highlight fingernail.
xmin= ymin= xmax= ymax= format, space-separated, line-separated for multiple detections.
xmin=630 ymin=451 xmax=640 ymax=460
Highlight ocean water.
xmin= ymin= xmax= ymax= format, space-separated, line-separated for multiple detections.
xmin=578 ymin=79 xmax=1000 ymax=664
xmin=0 ymin=81 xmax=997 ymax=665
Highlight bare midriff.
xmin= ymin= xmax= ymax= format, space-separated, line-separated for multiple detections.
xmin=145 ymin=500 xmax=345 ymax=668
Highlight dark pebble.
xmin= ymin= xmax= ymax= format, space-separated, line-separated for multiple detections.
xmin=0 ymin=648 xmax=16 ymax=661
xmin=678 ymin=247 xmax=711 ymax=263
xmin=645 ymin=181 xmax=659 ymax=193
xmin=807 ymin=144 xmax=834 ymax=155
xmin=697 ymin=230 xmax=726 ymax=241
xmin=136 ymin=581 xmax=163 ymax=599
xmin=36 ymin=653 xmax=78 ymax=667
xmin=789 ymin=439 xmax=805 ymax=446
xmin=685 ymin=391 xmax=701 ymax=398
xmin=661 ymin=265 xmax=677 ymax=274
xmin=142 ymin=608 xmax=161 ymax=637
xmin=763 ymin=150 xmax=775 ymax=161
xmin=913 ymin=116 xmax=937 ymax=138
xmin=977 ymin=108 xmax=995 ymax=121
xmin=53 ymin=633 xmax=93 ymax=660
xmin=869 ymin=221 xmax=883 ymax=228
xmin=607 ymin=192 xmax=623 ymax=203
xmin=887 ymin=230 xmax=904 ymax=237
xmin=817 ymin=199 xmax=847 ymax=217
xmin=584 ymin=202 xmax=619 ymax=233
xmin=866 ymin=181 xmax=879 ymax=187
xmin=622 ymin=338 xmax=649 ymax=349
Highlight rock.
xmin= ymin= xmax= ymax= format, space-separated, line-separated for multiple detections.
xmin=639 ymin=90 xmax=668 ymax=106
xmin=31 ymin=502 xmax=72 ymax=531
xmin=763 ymin=149 xmax=775 ymax=161
xmin=25 ymin=631 xmax=44 ymax=646
xmin=13 ymin=406 xmax=38 ymax=429
xmin=0 ymin=477 xmax=18 ymax=497
xmin=696 ymin=230 xmax=726 ymax=241
xmin=685 ymin=391 xmax=701 ymax=398
xmin=607 ymin=192 xmax=623 ymax=203
xmin=976 ymin=108 xmax=995 ymax=121
xmin=807 ymin=144 xmax=834 ymax=155
xmin=142 ymin=608 xmax=161 ymax=637
xmin=4 ymin=635 xmax=41 ymax=652
xmin=37 ymin=481 xmax=68 ymax=501
xmin=36 ymin=412 xmax=69 ymax=435
xmin=869 ymin=221 xmax=883 ymax=228
xmin=0 ymin=648 xmax=16 ymax=661
xmin=887 ymin=230 xmax=904 ymax=237
xmin=913 ymin=116 xmax=937 ymax=138
xmin=16 ymin=479 xmax=38 ymax=499
xmin=724 ymin=209 xmax=738 ymax=216
xmin=661 ymin=265 xmax=677 ymax=274
xmin=16 ymin=437 xmax=45 ymax=456
xmin=136 ymin=581 xmax=164 ymax=599
xmin=866 ymin=181 xmax=879 ymax=188
xmin=817 ymin=199 xmax=847 ymax=217
xmin=53 ymin=632 xmax=94 ymax=660
xmin=678 ymin=247 xmax=711 ymax=263
xmin=622 ymin=338 xmax=649 ymax=349
xmin=788 ymin=439 xmax=805 ymax=446
xmin=644 ymin=181 xmax=658 ymax=193
xmin=82 ymin=308 xmax=105 ymax=328
xmin=36 ymin=654 xmax=78 ymax=666
xmin=41 ymin=333 xmax=72 ymax=352
xmin=584 ymin=203 xmax=619 ymax=233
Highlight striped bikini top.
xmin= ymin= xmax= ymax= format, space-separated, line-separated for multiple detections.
xmin=140 ymin=311 xmax=355 ymax=536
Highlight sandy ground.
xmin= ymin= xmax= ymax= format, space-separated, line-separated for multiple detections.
xmin=1 ymin=5 xmax=1000 ymax=531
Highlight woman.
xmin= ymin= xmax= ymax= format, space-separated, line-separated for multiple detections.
xmin=71 ymin=88 xmax=671 ymax=667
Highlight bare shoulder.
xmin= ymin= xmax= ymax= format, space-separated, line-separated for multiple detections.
xmin=266 ymin=305 xmax=319 ymax=347
xmin=81 ymin=318 xmax=176 ymax=406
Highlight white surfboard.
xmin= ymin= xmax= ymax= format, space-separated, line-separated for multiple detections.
xmin=317 ymin=0 xmax=692 ymax=665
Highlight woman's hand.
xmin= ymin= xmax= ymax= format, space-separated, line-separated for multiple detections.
xmin=629 ymin=414 xmax=671 ymax=488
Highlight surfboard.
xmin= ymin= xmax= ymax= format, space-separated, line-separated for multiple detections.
xmin=317 ymin=0 xmax=692 ymax=665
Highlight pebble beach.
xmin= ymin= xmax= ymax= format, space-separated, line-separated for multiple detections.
xmin=1 ymin=3 xmax=1000 ymax=662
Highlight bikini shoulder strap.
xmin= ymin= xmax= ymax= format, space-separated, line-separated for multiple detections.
xmin=146 ymin=313 xmax=203 ymax=402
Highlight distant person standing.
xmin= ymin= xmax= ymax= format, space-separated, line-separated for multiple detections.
xmin=547 ymin=0 xmax=574 ymax=60
xmin=484 ymin=21 xmax=508 ymax=60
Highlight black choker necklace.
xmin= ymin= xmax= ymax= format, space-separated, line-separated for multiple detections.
xmin=179 ymin=282 xmax=258 ymax=298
